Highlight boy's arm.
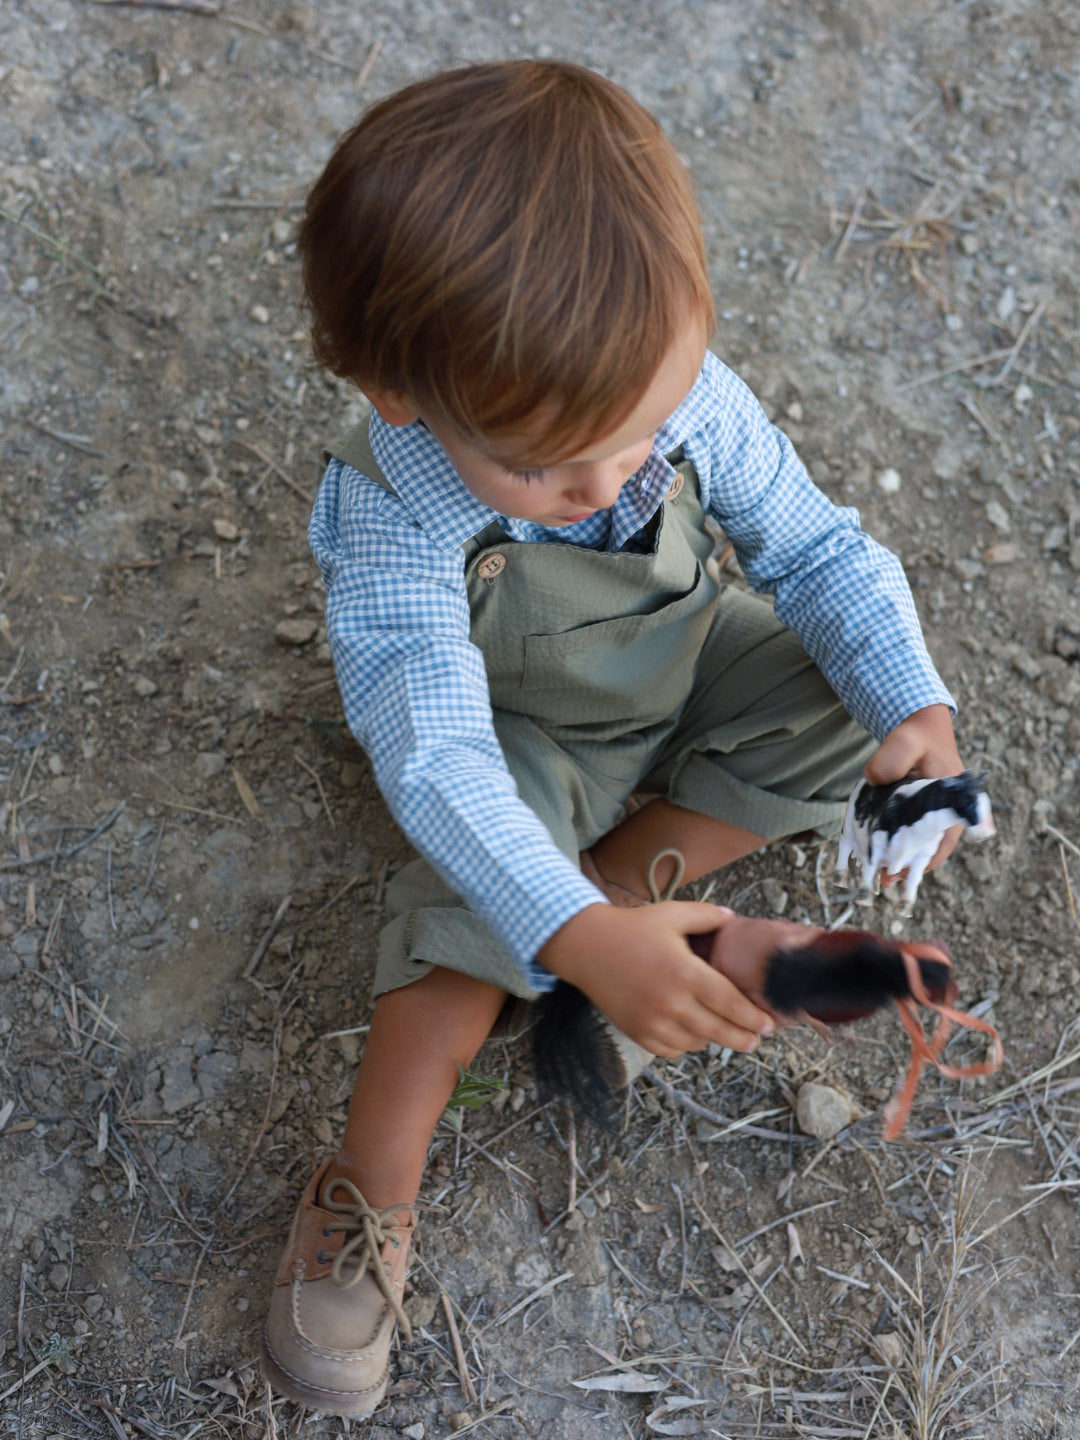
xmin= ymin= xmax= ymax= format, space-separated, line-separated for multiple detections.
xmin=690 ymin=354 xmax=955 ymax=745
xmin=310 ymin=460 xmax=609 ymax=985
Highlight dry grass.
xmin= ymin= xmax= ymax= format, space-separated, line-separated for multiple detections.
xmin=851 ymin=1156 xmax=1011 ymax=1440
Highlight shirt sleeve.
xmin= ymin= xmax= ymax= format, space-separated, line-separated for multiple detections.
xmin=687 ymin=360 xmax=955 ymax=740
xmin=309 ymin=460 xmax=604 ymax=985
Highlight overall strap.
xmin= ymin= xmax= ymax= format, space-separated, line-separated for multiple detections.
xmin=323 ymin=419 xmax=395 ymax=494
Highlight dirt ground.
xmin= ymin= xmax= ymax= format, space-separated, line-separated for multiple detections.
xmin=2 ymin=1 xmax=1079 ymax=1437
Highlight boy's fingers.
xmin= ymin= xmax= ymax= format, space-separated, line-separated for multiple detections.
xmin=658 ymin=899 xmax=735 ymax=932
xmin=693 ymin=968 xmax=774 ymax=1038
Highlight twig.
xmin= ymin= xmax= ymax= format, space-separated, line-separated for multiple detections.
xmin=672 ymin=1181 xmax=688 ymax=1294
xmin=132 ymin=793 xmax=243 ymax=825
xmin=833 ymin=184 xmax=868 ymax=267
xmin=0 ymin=1357 xmax=53 ymax=1404
xmin=29 ymin=418 xmax=107 ymax=456
xmin=486 ymin=1271 xmax=574 ymax=1329
xmin=173 ymin=1236 xmax=213 ymax=1347
xmin=244 ymin=894 xmax=292 ymax=978
xmin=895 ymin=345 xmax=1014 ymax=392
xmin=235 ymin=440 xmax=314 ymax=503
xmin=355 ymin=37 xmax=382 ymax=93
xmin=644 ymin=1072 xmax=809 ymax=1143
xmin=0 ymin=802 xmax=125 ymax=870
xmin=107 ymin=846 xmax=117 ymax=932
xmin=142 ymin=818 xmax=165 ymax=893
xmin=566 ymin=1111 xmax=577 ymax=1216
xmin=982 ymin=298 xmax=1048 ymax=388
xmin=691 ymin=1198 xmax=809 ymax=1354
xmin=1045 ymin=824 xmax=1080 ymax=861
xmin=311 ymin=872 xmax=362 ymax=919
xmin=294 ymin=752 xmax=335 ymax=830
xmin=441 ymin=1290 xmax=478 ymax=1406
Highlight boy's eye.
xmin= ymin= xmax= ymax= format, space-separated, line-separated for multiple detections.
xmin=511 ymin=468 xmax=545 ymax=484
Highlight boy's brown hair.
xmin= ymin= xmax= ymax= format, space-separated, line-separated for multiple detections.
xmin=300 ymin=61 xmax=714 ymax=466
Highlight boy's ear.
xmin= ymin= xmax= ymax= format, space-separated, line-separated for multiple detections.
xmin=362 ymin=386 xmax=421 ymax=427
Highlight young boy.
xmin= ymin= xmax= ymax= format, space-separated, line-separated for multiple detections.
xmin=261 ymin=60 xmax=963 ymax=1415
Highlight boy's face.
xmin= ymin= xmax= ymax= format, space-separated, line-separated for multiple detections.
xmin=366 ymin=317 xmax=707 ymax=527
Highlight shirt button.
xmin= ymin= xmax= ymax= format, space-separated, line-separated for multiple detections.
xmin=476 ymin=552 xmax=506 ymax=580
xmin=667 ymin=472 xmax=684 ymax=500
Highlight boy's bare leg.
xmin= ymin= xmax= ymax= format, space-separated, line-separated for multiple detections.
xmin=589 ymin=798 xmax=765 ymax=900
xmin=325 ymin=966 xmax=508 ymax=1209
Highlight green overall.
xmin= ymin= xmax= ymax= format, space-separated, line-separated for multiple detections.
xmin=326 ymin=424 xmax=874 ymax=1001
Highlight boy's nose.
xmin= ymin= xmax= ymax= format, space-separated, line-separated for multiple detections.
xmin=569 ymin=465 xmax=625 ymax=510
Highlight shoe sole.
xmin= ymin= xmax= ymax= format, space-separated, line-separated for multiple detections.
xmin=261 ymin=1329 xmax=389 ymax=1417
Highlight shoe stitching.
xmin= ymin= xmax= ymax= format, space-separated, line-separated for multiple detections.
xmin=286 ymin=1274 xmax=395 ymax=1362
xmin=263 ymin=1329 xmax=389 ymax=1398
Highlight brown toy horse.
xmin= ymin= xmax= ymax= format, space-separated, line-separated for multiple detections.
xmin=534 ymin=894 xmax=1002 ymax=1139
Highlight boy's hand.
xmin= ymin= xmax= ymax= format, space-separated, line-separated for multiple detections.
xmin=538 ymin=901 xmax=774 ymax=1058
xmin=864 ymin=702 xmax=964 ymax=880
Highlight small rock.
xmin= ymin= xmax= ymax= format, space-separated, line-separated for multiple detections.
xmin=795 ymin=1082 xmax=852 ymax=1139
xmin=1012 ymin=381 xmax=1033 ymax=410
xmin=236 ymin=1297 xmax=250 ymax=1313
xmin=983 ymin=542 xmax=1019 ymax=566
xmin=249 ymin=304 xmax=271 ymax=324
xmin=133 ymin=675 xmax=159 ymax=697
xmin=340 ymin=760 xmax=365 ymax=789
xmin=159 ymin=1057 xmax=200 ymax=1114
xmin=876 ymin=467 xmax=902 ymax=495
xmin=985 ymin=500 xmax=1011 ymax=534
xmin=212 ymin=518 xmax=239 ymax=542
xmin=997 ymin=285 xmax=1016 ymax=322
xmin=872 ymin=1331 xmax=905 ymax=1368
xmin=1042 ymin=524 xmax=1067 ymax=552
xmin=785 ymin=400 xmax=804 ymax=422
xmin=402 ymin=1425 xmax=425 ymax=1440
xmin=48 ymin=1263 xmax=69 ymax=1291
xmin=274 ymin=618 xmax=319 ymax=646
xmin=271 ymin=217 xmax=293 ymax=247
xmin=194 ymin=751 xmax=226 ymax=780
xmin=761 ymin=877 xmax=789 ymax=914
xmin=403 ymin=1292 xmax=437 ymax=1330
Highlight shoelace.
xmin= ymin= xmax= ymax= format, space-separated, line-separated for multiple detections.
xmin=320 ymin=1177 xmax=414 ymax=1341
xmin=882 ymin=944 xmax=1004 ymax=1140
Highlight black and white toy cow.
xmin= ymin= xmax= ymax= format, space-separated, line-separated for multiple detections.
xmin=837 ymin=771 xmax=995 ymax=915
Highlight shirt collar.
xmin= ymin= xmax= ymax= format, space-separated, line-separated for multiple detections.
xmin=366 ymin=352 xmax=720 ymax=550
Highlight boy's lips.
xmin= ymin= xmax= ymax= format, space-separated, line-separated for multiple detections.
xmin=558 ymin=509 xmax=596 ymax=523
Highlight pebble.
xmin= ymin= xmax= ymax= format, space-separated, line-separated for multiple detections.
xmin=212 ymin=518 xmax=239 ymax=542
xmin=761 ymin=877 xmax=789 ymax=914
xmin=983 ymin=542 xmax=1019 ymax=566
xmin=872 ymin=1331 xmax=904 ymax=1368
xmin=194 ymin=751 xmax=226 ymax=780
xmin=132 ymin=675 xmax=159 ymax=697
xmin=876 ymin=467 xmax=901 ymax=494
xmin=403 ymin=1292 xmax=437 ymax=1330
xmin=249 ymin=304 xmax=271 ymax=324
xmin=403 ymin=1425 xmax=425 ymax=1440
xmin=985 ymin=500 xmax=1011 ymax=533
xmin=274 ymin=617 xmax=318 ymax=646
xmin=795 ymin=1082 xmax=852 ymax=1139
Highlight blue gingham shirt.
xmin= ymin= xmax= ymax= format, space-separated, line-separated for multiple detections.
xmin=310 ymin=350 xmax=954 ymax=987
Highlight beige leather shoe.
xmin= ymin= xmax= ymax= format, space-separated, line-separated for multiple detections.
xmin=261 ymin=1159 xmax=414 ymax=1417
